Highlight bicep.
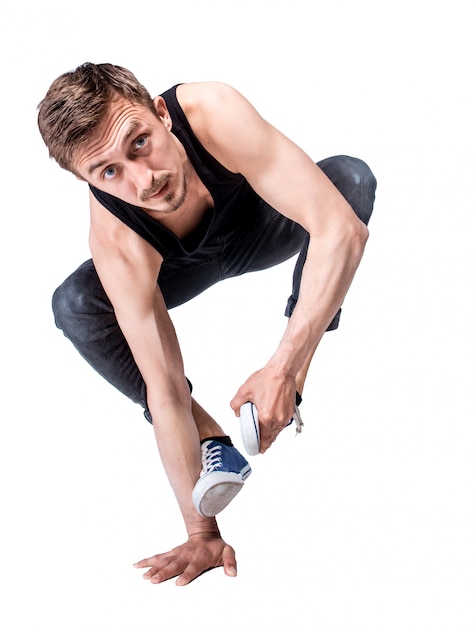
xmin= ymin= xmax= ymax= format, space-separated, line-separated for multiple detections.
xmin=237 ymin=125 xmax=357 ymax=234
xmin=190 ymin=82 xmax=358 ymax=234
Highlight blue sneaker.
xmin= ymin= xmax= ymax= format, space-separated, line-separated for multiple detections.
xmin=192 ymin=440 xmax=252 ymax=517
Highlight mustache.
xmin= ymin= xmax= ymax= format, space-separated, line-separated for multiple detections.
xmin=140 ymin=174 xmax=171 ymax=202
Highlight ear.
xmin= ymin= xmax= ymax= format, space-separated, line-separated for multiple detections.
xmin=153 ymin=96 xmax=173 ymax=131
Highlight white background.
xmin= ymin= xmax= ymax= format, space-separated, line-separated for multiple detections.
xmin=1 ymin=1 xmax=474 ymax=624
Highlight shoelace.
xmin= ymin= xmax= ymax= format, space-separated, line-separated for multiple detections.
xmin=293 ymin=406 xmax=304 ymax=435
xmin=201 ymin=442 xmax=223 ymax=475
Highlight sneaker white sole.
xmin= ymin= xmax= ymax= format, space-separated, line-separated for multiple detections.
xmin=192 ymin=471 xmax=246 ymax=517
xmin=239 ymin=401 xmax=260 ymax=456
xmin=240 ymin=401 xmax=304 ymax=456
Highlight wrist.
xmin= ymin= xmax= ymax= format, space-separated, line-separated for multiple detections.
xmin=266 ymin=350 xmax=300 ymax=381
xmin=270 ymin=320 xmax=320 ymax=379
xmin=186 ymin=516 xmax=220 ymax=538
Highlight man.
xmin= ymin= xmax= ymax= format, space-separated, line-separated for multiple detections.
xmin=38 ymin=63 xmax=376 ymax=586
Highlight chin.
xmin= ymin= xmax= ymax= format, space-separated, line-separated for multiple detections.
xmin=167 ymin=179 xmax=188 ymax=212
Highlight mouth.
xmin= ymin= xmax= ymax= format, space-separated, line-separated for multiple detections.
xmin=149 ymin=181 xmax=169 ymax=200
xmin=141 ymin=176 xmax=171 ymax=202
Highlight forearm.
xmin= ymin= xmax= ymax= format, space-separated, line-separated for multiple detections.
xmin=268 ymin=221 xmax=369 ymax=379
xmin=147 ymin=383 xmax=220 ymax=536
xmin=121 ymin=301 xmax=217 ymax=535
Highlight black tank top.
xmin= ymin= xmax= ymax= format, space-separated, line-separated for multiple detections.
xmin=89 ymin=85 xmax=261 ymax=261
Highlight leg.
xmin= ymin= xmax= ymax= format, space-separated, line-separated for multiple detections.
xmin=52 ymin=259 xmax=148 ymax=409
xmin=192 ymin=397 xmax=226 ymax=439
xmin=52 ymin=259 xmax=223 ymax=437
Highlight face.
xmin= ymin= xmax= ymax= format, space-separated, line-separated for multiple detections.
xmin=74 ymin=97 xmax=188 ymax=213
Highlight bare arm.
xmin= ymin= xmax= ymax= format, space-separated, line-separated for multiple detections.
xmin=179 ymin=83 xmax=369 ymax=449
xmin=89 ymin=195 xmax=235 ymax=583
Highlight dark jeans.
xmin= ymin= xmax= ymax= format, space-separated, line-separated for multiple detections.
xmin=52 ymin=155 xmax=376 ymax=422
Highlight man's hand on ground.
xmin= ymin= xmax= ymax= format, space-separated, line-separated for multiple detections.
xmin=133 ymin=532 xmax=237 ymax=586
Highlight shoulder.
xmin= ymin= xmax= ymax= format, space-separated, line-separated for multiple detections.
xmin=175 ymin=81 xmax=245 ymax=114
xmin=174 ymin=82 xmax=271 ymax=173
xmin=89 ymin=191 xmax=163 ymax=271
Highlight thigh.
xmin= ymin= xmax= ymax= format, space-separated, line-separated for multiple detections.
xmin=53 ymin=259 xmax=148 ymax=409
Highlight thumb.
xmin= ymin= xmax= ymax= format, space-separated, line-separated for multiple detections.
xmin=230 ymin=394 xmax=242 ymax=416
xmin=222 ymin=545 xmax=237 ymax=578
xmin=230 ymin=388 xmax=251 ymax=416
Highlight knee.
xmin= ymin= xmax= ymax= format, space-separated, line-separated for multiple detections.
xmin=52 ymin=278 xmax=79 ymax=335
xmin=342 ymin=155 xmax=377 ymax=192
xmin=52 ymin=260 xmax=110 ymax=340
xmin=318 ymin=155 xmax=377 ymax=225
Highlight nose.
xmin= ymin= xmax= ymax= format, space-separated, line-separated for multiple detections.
xmin=128 ymin=160 xmax=154 ymax=196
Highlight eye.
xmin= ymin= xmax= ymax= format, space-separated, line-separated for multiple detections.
xmin=103 ymin=166 xmax=116 ymax=180
xmin=134 ymin=135 xmax=148 ymax=150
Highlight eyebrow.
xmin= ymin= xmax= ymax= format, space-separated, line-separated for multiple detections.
xmin=123 ymin=120 xmax=140 ymax=143
xmin=87 ymin=119 xmax=141 ymax=175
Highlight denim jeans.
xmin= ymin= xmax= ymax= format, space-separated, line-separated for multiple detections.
xmin=52 ymin=155 xmax=376 ymax=422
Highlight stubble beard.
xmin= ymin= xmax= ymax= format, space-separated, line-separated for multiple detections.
xmin=141 ymin=174 xmax=188 ymax=214
xmin=164 ymin=176 xmax=188 ymax=213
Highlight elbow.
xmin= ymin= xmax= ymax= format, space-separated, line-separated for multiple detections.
xmin=311 ymin=216 xmax=369 ymax=261
xmin=341 ymin=215 xmax=369 ymax=261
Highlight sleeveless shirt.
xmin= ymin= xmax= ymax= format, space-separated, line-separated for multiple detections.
xmin=89 ymin=85 xmax=261 ymax=261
